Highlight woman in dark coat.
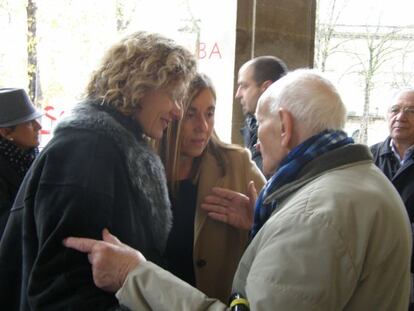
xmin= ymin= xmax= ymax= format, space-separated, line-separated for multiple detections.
xmin=0 ymin=31 xmax=196 ymax=311
xmin=0 ymin=88 xmax=42 ymax=238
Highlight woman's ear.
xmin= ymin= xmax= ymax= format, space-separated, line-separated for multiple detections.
xmin=278 ymin=108 xmax=294 ymax=148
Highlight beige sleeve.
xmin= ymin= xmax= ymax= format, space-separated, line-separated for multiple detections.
xmin=116 ymin=261 xmax=229 ymax=311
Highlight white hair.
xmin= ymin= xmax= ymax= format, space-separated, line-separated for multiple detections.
xmin=390 ymin=87 xmax=414 ymax=105
xmin=258 ymin=68 xmax=347 ymax=136
xmin=385 ymin=88 xmax=414 ymax=119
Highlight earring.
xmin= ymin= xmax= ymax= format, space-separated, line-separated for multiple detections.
xmin=8 ymin=137 xmax=14 ymax=141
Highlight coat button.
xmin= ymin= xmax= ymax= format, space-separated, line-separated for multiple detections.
xmin=196 ymin=259 xmax=207 ymax=268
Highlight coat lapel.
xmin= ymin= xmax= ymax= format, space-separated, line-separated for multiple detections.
xmin=193 ymin=152 xmax=223 ymax=246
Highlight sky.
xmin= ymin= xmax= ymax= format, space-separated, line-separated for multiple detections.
xmin=320 ymin=0 xmax=414 ymax=26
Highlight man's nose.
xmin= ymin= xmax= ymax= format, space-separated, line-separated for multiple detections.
xmin=33 ymin=119 xmax=42 ymax=130
xmin=394 ymin=110 xmax=408 ymax=121
xmin=235 ymin=86 xmax=242 ymax=99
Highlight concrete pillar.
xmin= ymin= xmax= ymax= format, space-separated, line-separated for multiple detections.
xmin=232 ymin=0 xmax=316 ymax=144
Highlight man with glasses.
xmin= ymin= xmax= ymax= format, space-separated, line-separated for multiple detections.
xmin=371 ymin=88 xmax=414 ymax=311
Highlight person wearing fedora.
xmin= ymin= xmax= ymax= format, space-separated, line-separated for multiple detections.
xmin=0 ymin=88 xmax=42 ymax=239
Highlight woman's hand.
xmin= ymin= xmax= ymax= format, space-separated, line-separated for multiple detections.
xmin=63 ymin=229 xmax=145 ymax=292
xmin=201 ymin=181 xmax=257 ymax=230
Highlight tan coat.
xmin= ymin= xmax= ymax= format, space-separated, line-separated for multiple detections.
xmin=116 ymin=145 xmax=412 ymax=311
xmin=193 ymin=147 xmax=265 ymax=302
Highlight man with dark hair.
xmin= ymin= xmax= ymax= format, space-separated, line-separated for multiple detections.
xmin=235 ymin=56 xmax=288 ymax=172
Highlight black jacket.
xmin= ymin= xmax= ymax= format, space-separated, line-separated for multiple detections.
xmin=0 ymin=153 xmax=23 ymax=238
xmin=240 ymin=114 xmax=263 ymax=172
xmin=0 ymin=102 xmax=172 ymax=310
xmin=371 ymin=137 xmax=414 ymax=270
xmin=371 ymin=137 xmax=414 ymax=221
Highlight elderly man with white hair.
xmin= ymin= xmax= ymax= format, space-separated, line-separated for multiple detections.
xmin=64 ymin=69 xmax=411 ymax=311
xmin=371 ymin=88 xmax=414 ymax=310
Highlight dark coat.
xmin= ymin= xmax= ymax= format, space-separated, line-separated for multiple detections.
xmin=0 ymin=102 xmax=172 ymax=310
xmin=371 ymin=137 xmax=414 ymax=221
xmin=0 ymin=153 xmax=23 ymax=238
xmin=371 ymin=136 xmax=414 ymax=270
xmin=240 ymin=114 xmax=263 ymax=172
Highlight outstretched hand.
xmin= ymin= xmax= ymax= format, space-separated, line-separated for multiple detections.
xmin=63 ymin=229 xmax=145 ymax=292
xmin=201 ymin=181 xmax=258 ymax=230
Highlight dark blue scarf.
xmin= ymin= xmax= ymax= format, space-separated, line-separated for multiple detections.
xmin=250 ymin=130 xmax=354 ymax=238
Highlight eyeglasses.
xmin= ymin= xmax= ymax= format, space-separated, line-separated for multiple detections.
xmin=388 ymin=106 xmax=414 ymax=116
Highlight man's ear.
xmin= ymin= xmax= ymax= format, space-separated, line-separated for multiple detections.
xmin=0 ymin=127 xmax=12 ymax=139
xmin=278 ymin=108 xmax=293 ymax=148
xmin=260 ymin=80 xmax=273 ymax=92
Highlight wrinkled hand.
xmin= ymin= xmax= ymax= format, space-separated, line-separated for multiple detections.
xmin=63 ymin=229 xmax=145 ymax=292
xmin=201 ymin=181 xmax=258 ymax=230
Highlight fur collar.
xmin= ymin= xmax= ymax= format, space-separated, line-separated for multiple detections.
xmin=55 ymin=102 xmax=172 ymax=253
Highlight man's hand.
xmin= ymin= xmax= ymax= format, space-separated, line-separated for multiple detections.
xmin=63 ymin=229 xmax=145 ymax=292
xmin=201 ymin=181 xmax=257 ymax=230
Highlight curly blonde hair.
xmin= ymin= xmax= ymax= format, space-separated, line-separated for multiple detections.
xmin=85 ymin=31 xmax=197 ymax=115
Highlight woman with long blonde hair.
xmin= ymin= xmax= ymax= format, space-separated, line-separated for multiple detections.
xmin=157 ymin=73 xmax=266 ymax=302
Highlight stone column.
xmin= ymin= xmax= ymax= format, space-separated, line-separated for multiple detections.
xmin=231 ymin=0 xmax=316 ymax=144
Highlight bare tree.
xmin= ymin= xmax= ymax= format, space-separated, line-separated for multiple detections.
xmin=339 ymin=25 xmax=410 ymax=143
xmin=314 ymin=0 xmax=349 ymax=71
xmin=26 ymin=0 xmax=41 ymax=106
xmin=0 ymin=0 xmax=11 ymax=85
xmin=391 ymin=38 xmax=414 ymax=88
xmin=0 ymin=0 xmax=11 ymax=23
xmin=178 ymin=0 xmax=200 ymax=56
xmin=115 ymin=0 xmax=139 ymax=33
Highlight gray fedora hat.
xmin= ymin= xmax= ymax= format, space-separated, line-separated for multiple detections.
xmin=0 ymin=88 xmax=43 ymax=127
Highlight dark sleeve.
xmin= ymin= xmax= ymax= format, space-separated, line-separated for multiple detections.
xmin=0 ymin=179 xmax=12 ymax=239
xmin=246 ymin=125 xmax=263 ymax=172
xmin=250 ymin=148 xmax=263 ymax=172
xmin=370 ymin=142 xmax=383 ymax=165
xmin=28 ymin=185 xmax=116 ymax=309
xmin=26 ymin=136 xmax=123 ymax=310
xmin=370 ymin=143 xmax=379 ymax=155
